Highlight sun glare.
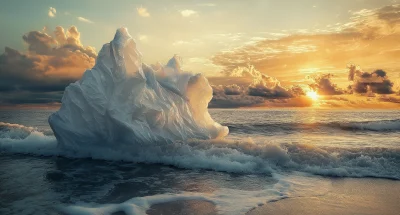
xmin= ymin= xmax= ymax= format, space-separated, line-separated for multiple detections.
xmin=306 ymin=91 xmax=319 ymax=100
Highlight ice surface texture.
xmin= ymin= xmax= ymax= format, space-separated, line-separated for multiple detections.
xmin=49 ymin=28 xmax=228 ymax=151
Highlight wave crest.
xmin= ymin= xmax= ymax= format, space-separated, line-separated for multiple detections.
xmin=338 ymin=120 xmax=400 ymax=131
xmin=1 ymin=121 xmax=399 ymax=179
xmin=227 ymin=119 xmax=400 ymax=134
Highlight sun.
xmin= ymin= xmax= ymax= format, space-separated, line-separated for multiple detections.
xmin=306 ymin=91 xmax=319 ymax=100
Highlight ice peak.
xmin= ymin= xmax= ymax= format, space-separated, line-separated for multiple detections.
xmin=166 ymin=54 xmax=182 ymax=72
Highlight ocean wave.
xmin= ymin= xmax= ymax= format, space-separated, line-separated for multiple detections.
xmin=0 ymin=122 xmax=57 ymax=155
xmin=0 ymin=122 xmax=35 ymax=139
xmin=226 ymin=119 xmax=400 ymax=134
xmin=1 ymin=121 xmax=399 ymax=180
xmin=337 ymin=120 xmax=400 ymax=131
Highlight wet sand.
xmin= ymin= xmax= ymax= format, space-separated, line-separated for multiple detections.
xmin=111 ymin=178 xmax=400 ymax=215
xmin=147 ymin=199 xmax=218 ymax=215
xmin=247 ymin=178 xmax=400 ymax=215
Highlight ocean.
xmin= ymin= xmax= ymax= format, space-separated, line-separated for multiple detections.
xmin=0 ymin=108 xmax=400 ymax=214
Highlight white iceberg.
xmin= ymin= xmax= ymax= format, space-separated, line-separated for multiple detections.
xmin=48 ymin=28 xmax=228 ymax=151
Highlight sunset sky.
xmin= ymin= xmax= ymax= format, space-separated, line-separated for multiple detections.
xmin=1 ymin=0 xmax=400 ymax=108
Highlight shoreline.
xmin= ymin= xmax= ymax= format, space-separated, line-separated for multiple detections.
xmin=114 ymin=177 xmax=400 ymax=215
xmin=246 ymin=177 xmax=400 ymax=215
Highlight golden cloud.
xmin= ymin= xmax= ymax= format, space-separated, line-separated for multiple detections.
xmin=0 ymin=26 xmax=96 ymax=104
xmin=211 ymin=4 xmax=400 ymax=87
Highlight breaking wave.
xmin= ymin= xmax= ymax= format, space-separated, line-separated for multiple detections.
xmin=227 ymin=119 xmax=400 ymax=134
xmin=337 ymin=119 xmax=400 ymax=131
xmin=1 ymin=121 xmax=399 ymax=180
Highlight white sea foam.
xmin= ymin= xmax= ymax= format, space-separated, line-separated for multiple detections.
xmin=60 ymin=173 xmax=332 ymax=215
xmin=1 ymin=121 xmax=399 ymax=179
xmin=0 ymin=122 xmax=57 ymax=155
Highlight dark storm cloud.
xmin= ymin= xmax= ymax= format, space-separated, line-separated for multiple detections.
xmin=210 ymin=83 xmax=311 ymax=108
xmin=223 ymin=84 xmax=242 ymax=95
xmin=210 ymin=84 xmax=267 ymax=108
xmin=0 ymin=26 xmax=96 ymax=105
xmin=309 ymin=74 xmax=344 ymax=95
xmin=247 ymin=84 xmax=292 ymax=98
xmin=209 ymin=93 xmax=265 ymax=108
xmin=347 ymin=65 xmax=395 ymax=94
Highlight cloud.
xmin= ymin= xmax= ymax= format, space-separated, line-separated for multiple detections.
xmin=378 ymin=95 xmax=400 ymax=103
xmin=309 ymin=74 xmax=344 ymax=95
xmin=347 ymin=5 xmax=400 ymax=38
xmin=137 ymin=6 xmax=150 ymax=17
xmin=210 ymin=84 xmax=311 ymax=108
xmin=181 ymin=10 xmax=197 ymax=17
xmin=207 ymin=60 xmax=400 ymax=108
xmin=77 ymin=17 xmax=94 ymax=24
xmin=138 ymin=34 xmax=148 ymax=42
xmin=197 ymin=3 xmax=216 ymax=7
xmin=211 ymin=4 xmax=400 ymax=89
xmin=0 ymin=26 xmax=96 ymax=104
xmin=223 ymin=65 xmax=297 ymax=98
xmin=223 ymin=65 xmax=280 ymax=86
xmin=347 ymin=64 xmax=395 ymax=94
xmin=248 ymin=84 xmax=293 ymax=98
xmin=210 ymin=94 xmax=265 ymax=108
xmin=223 ymin=84 xmax=242 ymax=95
xmin=48 ymin=7 xmax=56 ymax=18
xmin=208 ymin=65 xmax=309 ymax=108
xmin=210 ymin=84 xmax=264 ymax=108
xmin=172 ymin=39 xmax=203 ymax=46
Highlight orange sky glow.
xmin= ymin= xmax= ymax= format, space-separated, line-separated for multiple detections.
xmin=0 ymin=1 xmax=399 ymax=108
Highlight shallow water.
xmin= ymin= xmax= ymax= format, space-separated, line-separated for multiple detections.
xmin=0 ymin=108 xmax=399 ymax=214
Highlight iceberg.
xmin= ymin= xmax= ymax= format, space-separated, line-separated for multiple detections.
xmin=48 ymin=28 xmax=228 ymax=151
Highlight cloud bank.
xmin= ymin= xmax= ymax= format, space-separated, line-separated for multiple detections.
xmin=207 ymin=4 xmax=400 ymax=108
xmin=209 ymin=65 xmax=311 ymax=108
xmin=348 ymin=65 xmax=395 ymax=94
xmin=211 ymin=4 xmax=400 ymax=87
xmin=0 ymin=26 xmax=96 ymax=104
xmin=2 ymin=4 xmax=400 ymax=108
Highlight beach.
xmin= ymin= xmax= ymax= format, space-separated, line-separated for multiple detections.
xmin=248 ymin=178 xmax=400 ymax=215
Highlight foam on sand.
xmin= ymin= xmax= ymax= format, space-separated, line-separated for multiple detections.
xmin=60 ymin=173 xmax=333 ymax=215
